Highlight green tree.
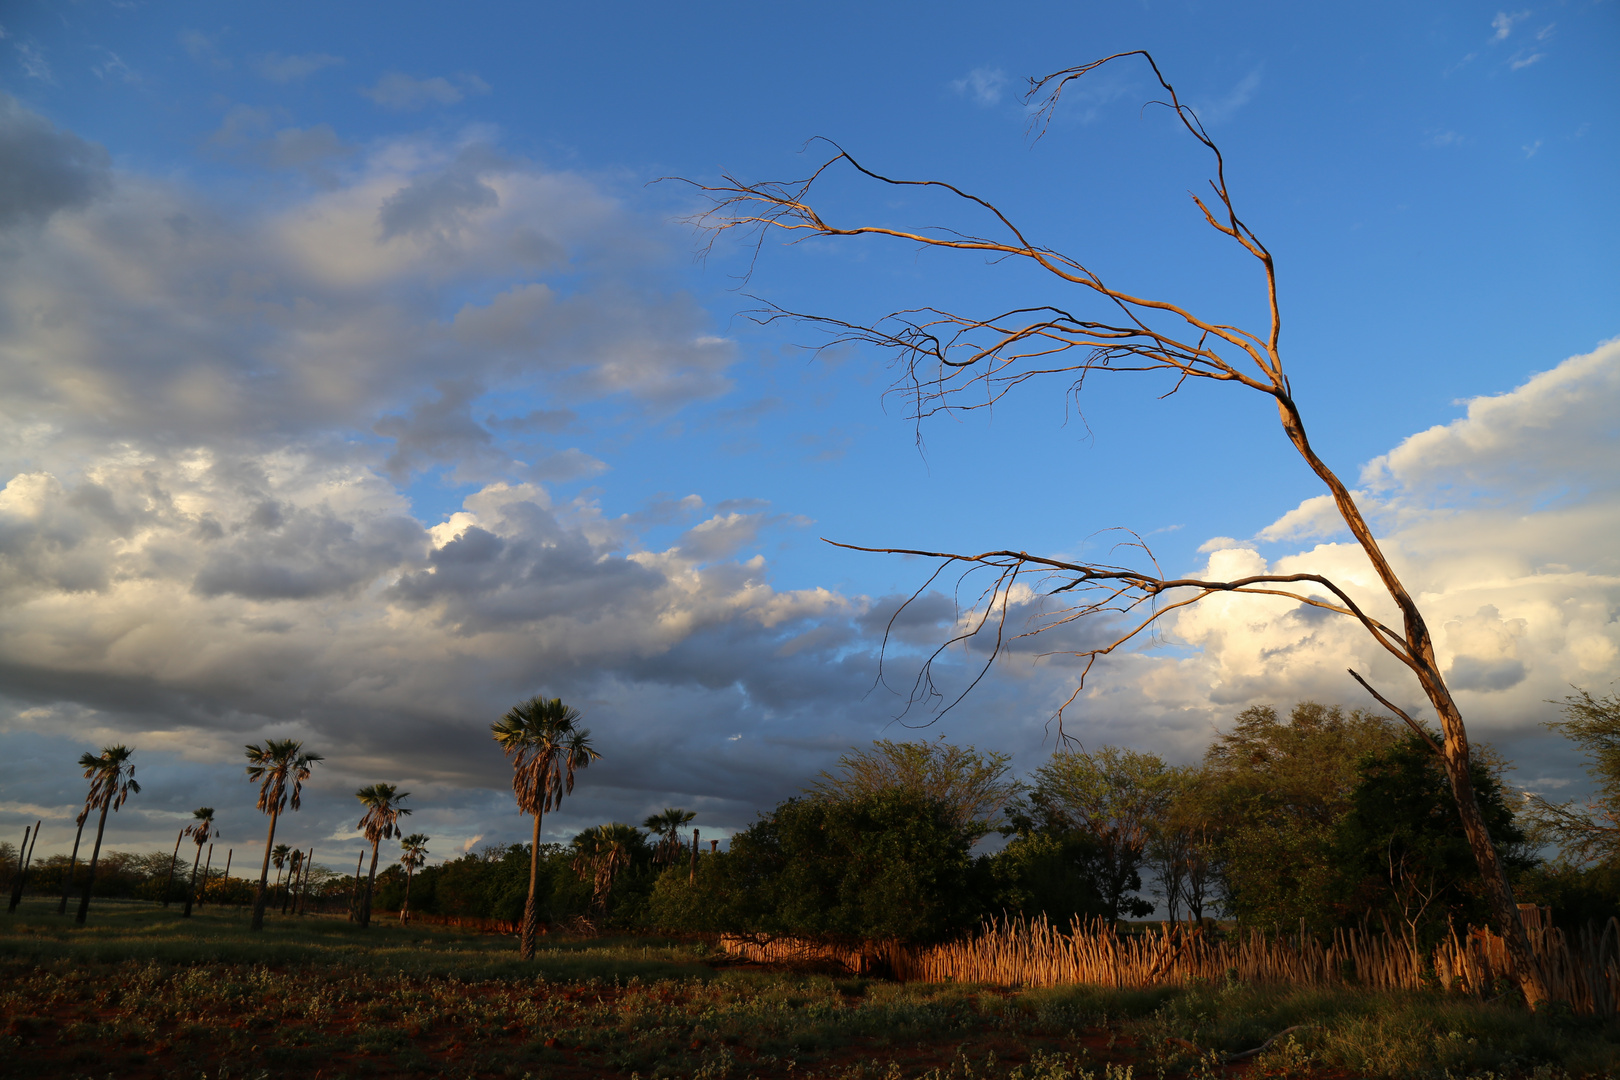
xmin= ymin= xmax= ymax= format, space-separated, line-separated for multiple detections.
xmin=984 ymin=828 xmax=1109 ymax=926
xmin=655 ymin=790 xmax=983 ymax=945
xmin=491 ymin=695 xmax=600 ymax=959
xmin=181 ymin=807 xmax=216 ymax=918
xmin=355 ymin=783 xmax=411 ymax=928
xmin=1015 ymin=746 xmax=1172 ymax=922
xmin=1526 ymin=688 xmax=1620 ymax=867
xmin=809 ymin=738 xmax=1016 ymax=840
xmin=74 ymin=745 xmax=140 ymax=925
xmin=244 ymin=739 xmax=322 ymax=931
xmin=1145 ymin=766 xmax=1221 ymax=926
xmin=1335 ymin=731 xmax=1531 ymax=945
xmin=1203 ymin=702 xmax=1398 ymax=930
xmin=398 ymin=833 xmax=429 ymax=924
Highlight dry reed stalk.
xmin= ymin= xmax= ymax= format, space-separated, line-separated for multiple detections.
xmin=720 ymin=915 xmax=1619 ymax=1017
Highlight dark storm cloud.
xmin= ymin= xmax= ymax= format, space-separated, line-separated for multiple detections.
xmin=0 ymin=94 xmax=111 ymax=229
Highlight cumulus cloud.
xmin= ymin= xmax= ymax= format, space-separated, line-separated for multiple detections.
xmin=0 ymin=98 xmax=882 ymax=854
xmin=1162 ymin=340 xmax=1620 ymax=751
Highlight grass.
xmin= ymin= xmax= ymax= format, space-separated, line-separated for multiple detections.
xmin=1 ymin=898 xmax=1615 ymax=1079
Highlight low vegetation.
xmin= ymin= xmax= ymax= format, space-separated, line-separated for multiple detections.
xmin=2 ymin=900 xmax=1616 ymax=1079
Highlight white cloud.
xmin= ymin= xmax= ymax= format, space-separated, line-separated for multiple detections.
xmin=15 ymin=41 xmax=52 ymax=83
xmin=951 ymin=67 xmax=1009 ymax=107
xmin=1192 ymin=68 xmax=1262 ymax=125
xmin=1492 ymin=10 xmax=1530 ymax=40
xmin=1167 ymin=340 xmax=1620 ymax=741
xmin=179 ymin=30 xmax=230 ymax=71
xmin=361 ymin=71 xmax=490 ymax=111
xmin=255 ymin=52 xmax=343 ymax=83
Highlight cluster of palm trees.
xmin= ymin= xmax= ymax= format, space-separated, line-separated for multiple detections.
xmin=24 ymin=690 xmax=639 ymax=951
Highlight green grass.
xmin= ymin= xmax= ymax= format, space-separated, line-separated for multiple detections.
xmin=1 ymin=898 xmax=1615 ymax=1079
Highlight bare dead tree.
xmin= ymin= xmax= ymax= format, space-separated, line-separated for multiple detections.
xmin=675 ymin=51 xmax=1552 ymax=1007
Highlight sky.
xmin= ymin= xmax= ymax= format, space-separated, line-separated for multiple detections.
xmin=0 ymin=1 xmax=1616 ymax=880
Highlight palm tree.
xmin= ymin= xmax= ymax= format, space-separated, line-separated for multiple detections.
xmin=642 ymin=808 xmax=696 ymax=866
xmin=271 ymin=843 xmax=291 ymax=908
xmin=245 ymin=739 xmax=322 ymax=931
xmin=354 ymin=783 xmax=411 ymax=928
xmin=57 ymin=806 xmax=90 ymax=916
xmin=181 ymin=807 xmax=217 ymax=917
xmin=75 ymin=745 xmax=140 ymax=925
xmin=491 ymin=695 xmax=601 ymax=959
xmin=282 ymin=848 xmax=304 ymax=914
xmin=398 ymin=833 xmax=429 ymax=924
xmin=570 ymin=823 xmax=639 ymax=912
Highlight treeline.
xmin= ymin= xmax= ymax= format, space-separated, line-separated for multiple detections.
xmin=369 ymin=697 xmax=1620 ymax=948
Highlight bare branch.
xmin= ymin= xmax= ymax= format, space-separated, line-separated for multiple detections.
xmin=1348 ymin=668 xmax=1444 ymax=756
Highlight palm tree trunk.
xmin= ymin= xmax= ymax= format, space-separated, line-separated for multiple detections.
xmin=401 ymin=865 xmax=413 ymax=925
xmin=183 ymin=842 xmax=204 ymax=917
xmin=198 ymin=844 xmax=213 ymax=909
xmin=298 ymin=847 xmax=313 ymax=915
xmin=8 ymin=823 xmax=33 ymax=914
xmin=162 ymin=829 xmax=183 ymax=907
xmin=521 ymin=808 xmax=543 ymax=960
xmin=361 ymin=840 xmax=381 ymax=928
xmin=75 ymin=801 xmax=113 ymax=925
xmin=348 ymin=849 xmax=363 ymax=921
xmin=58 ymin=816 xmax=87 ymax=916
xmin=250 ymin=807 xmax=279 ymax=931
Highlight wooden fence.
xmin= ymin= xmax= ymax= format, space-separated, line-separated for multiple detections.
xmin=721 ymin=910 xmax=1620 ymax=1017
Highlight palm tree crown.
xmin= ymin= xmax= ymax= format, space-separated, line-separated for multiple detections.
xmin=642 ymin=808 xmax=696 ymax=864
xmin=400 ymin=833 xmax=430 ymax=872
xmin=245 ymin=739 xmax=323 ymax=815
xmin=356 ymin=783 xmax=411 ymax=845
xmin=80 ymin=745 xmax=141 ymax=811
xmin=184 ymin=807 xmax=217 ymax=847
xmin=491 ymin=697 xmax=601 ymax=815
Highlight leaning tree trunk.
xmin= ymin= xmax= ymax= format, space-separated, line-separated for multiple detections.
xmin=183 ymin=842 xmax=204 ymax=917
xmin=8 ymin=822 xmax=34 ymax=914
xmin=298 ymin=847 xmax=313 ymax=916
xmin=401 ymin=866 xmax=413 ymax=925
xmin=1276 ymin=394 xmax=1551 ymax=1008
xmin=58 ymin=815 xmax=87 ymax=916
xmin=521 ymin=808 xmax=545 ymax=960
xmin=162 ymin=829 xmax=182 ymax=907
xmin=250 ymin=808 xmax=280 ymax=931
xmin=75 ymin=801 xmax=113 ymax=925
xmin=197 ymin=844 xmax=213 ymax=909
xmin=360 ymin=840 xmax=381 ymax=928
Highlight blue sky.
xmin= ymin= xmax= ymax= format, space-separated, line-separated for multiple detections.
xmin=0 ymin=1 xmax=1616 ymax=875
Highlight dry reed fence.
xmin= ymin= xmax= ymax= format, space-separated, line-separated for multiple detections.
xmin=721 ymin=909 xmax=1620 ymax=1017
